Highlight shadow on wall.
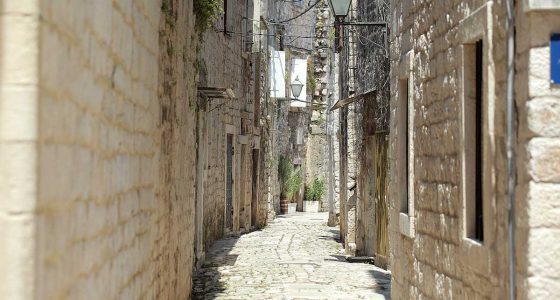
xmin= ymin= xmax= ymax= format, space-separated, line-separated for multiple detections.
xmin=367 ymin=269 xmax=392 ymax=299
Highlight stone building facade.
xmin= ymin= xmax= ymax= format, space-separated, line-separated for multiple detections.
xmin=389 ymin=0 xmax=560 ymax=298
xmin=306 ymin=0 xmax=341 ymax=217
xmin=194 ymin=0 xmax=276 ymax=268
xmin=0 ymin=0 xmax=197 ymax=298
xmin=251 ymin=0 xmax=320 ymax=216
xmin=335 ymin=0 xmax=390 ymax=264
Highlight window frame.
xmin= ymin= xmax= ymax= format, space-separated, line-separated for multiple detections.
xmin=456 ymin=2 xmax=496 ymax=275
xmin=222 ymin=0 xmax=234 ymax=36
xmin=397 ymin=50 xmax=415 ymax=238
xmin=224 ymin=124 xmax=238 ymax=235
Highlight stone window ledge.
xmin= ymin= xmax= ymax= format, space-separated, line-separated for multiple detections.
xmin=399 ymin=213 xmax=415 ymax=238
xmin=525 ymin=0 xmax=560 ymax=11
xmin=458 ymin=236 xmax=492 ymax=276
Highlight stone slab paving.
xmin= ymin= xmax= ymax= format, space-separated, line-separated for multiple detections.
xmin=192 ymin=212 xmax=391 ymax=299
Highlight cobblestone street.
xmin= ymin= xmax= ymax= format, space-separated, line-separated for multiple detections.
xmin=193 ymin=212 xmax=391 ymax=299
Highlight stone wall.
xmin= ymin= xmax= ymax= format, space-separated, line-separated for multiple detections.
xmin=306 ymin=0 xmax=340 ymax=214
xmin=515 ymin=3 xmax=560 ymax=298
xmin=352 ymin=0 xmax=390 ymax=265
xmin=0 ymin=0 xmax=198 ymax=298
xmin=198 ymin=0 xmax=267 ymax=251
xmin=0 ymin=1 xmax=40 ymax=298
xmin=388 ymin=0 xmax=513 ymax=298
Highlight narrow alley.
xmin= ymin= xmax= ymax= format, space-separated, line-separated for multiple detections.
xmin=1 ymin=0 xmax=560 ymax=299
xmin=192 ymin=212 xmax=390 ymax=299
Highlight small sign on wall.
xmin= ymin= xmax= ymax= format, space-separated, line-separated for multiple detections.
xmin=552 ymin=34 xmax=560 ymax=84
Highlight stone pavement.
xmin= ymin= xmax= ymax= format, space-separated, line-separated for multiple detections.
xmin=192 ymin=212 xmax=391 ymax=299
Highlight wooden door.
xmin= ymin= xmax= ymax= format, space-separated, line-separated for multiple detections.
xmin=373 ymin=132 xmax=389 ymax=268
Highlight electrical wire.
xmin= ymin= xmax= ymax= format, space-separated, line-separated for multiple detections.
xmin=214 ymin=29 xmax=317 ymax=39
xmin=268 ymin=0 xmax=321 ymax=24
xmin=243 ymin=17 xmax=332 ymax=28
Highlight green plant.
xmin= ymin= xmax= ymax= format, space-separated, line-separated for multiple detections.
xmin=278 ymin=156 xmax=292 ymax=197
xmin=286 ymin=170 xmax=303 ymax=200
xmin=278 ymin=156 xmax=303 ymax=199
xmin=307 ymin=59 xmax=316 ymax=94
xmin=193 ymin=0 xmax=222 ymax=35
xmin=305 ymin=178 xmax=326 ymax=201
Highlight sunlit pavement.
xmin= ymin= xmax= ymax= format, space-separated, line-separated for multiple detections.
xmin=193 ymin=212 xmax=391 ymax=299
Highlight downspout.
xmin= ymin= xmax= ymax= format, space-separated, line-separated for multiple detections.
xmin=505 ymin=0 xmax=517 ymax=299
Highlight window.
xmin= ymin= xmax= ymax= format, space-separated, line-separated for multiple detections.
xmin=243 ymin=0 xmax=254 ymax=52
xmin=457 ymin=2 xmax=494 ymax=266
xmin=225 ymin=134 xmax=234 ymax=231
xmin=399 ymin=78 xmax=410 ymax=215
xmin=251 ymin=149 xmax=260 ymax=227
xmin=397 ymin=50 xmax=414 ymax=238
xmin=222 ymin=0 xmax=234 ymax=35
xmin=463 ymin=40 xmax=484 ymax=242
xmin=296 ymin=127 xmax=304 ymax=145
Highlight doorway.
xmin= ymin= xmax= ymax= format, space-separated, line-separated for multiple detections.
xmin=251 ymin=149 xmax=260 ymax=227
xmin=239 ymin=144 xmax=247 ymax=232
xmin=195 ymin=102 xmax=207 ymax=267
xmin=225 ymin=134 xmax=234 ymax=232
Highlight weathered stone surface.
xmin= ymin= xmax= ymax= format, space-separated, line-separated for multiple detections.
xmin=528 ymin=138 xmax=560 ymax=182
xmin=527 ymin=97 xmax=560 ymax=137
xmin=389 ymin=0 xmax=560 ymax=299
xmin=192 ymin=213 xmax=391 ymax=299
xmin=0 ymin=0 xmax=198 ymax=298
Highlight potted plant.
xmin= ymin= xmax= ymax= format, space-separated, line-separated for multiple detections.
xmin=303 ymin=178 xmax=325 ymax=212
xmin=278 ymin=156 xmax=292 ymax=214
xmin=278 ymin=156 xmax=303 ymax=214
xmin=286 ymin=170 xmax=303 ymax=214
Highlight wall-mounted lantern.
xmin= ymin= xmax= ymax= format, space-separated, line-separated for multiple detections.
xmin=290 ymin=76 xmax=304 ymax=99
xmin=328 ymin=0 xmax=352 ymax=23
xmin=327 ymin=0 xmax=387 ymax=27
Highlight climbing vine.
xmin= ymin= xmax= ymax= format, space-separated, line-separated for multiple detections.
xmin=307 ymin=58 xmax=316 ymax=95
xmin=193 ymin=0 xmax=222 ymax=35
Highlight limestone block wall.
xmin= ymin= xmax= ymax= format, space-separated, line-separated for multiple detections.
xmin=0 ymin=1 xmax=40 ymax=298
xmin=306 ymin=1 xmax=340 ymax=214
xmin=389 ymin=0 xmax=560 ymax=299
xmin=351 ymin=0 xmax=390 ymax=266
xmin=388 ymin=0 xmax=510 ymax=298
xmin=198 ymin=0 xmax=265 ymax=250
xmin=0 ymin=0 xmax=198 ymax=298
xmin=515 ymin=4 xmax=560 ymax=298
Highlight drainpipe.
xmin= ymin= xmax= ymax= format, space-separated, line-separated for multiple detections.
xmin=505 ymin=0 xmax=517 ymax=299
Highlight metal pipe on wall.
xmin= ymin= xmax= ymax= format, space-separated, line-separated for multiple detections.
xmin=505 ymin=0 xmax=517 ymax=299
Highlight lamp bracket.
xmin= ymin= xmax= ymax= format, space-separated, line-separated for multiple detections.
xmin=336 ymin=21 xmax=388 ymax=27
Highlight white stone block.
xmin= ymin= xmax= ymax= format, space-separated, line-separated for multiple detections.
xmin=527 ymin=182 xmax=560 ymax=228
xmin=1 ymin=15 xmax=39 ymax=85
xmin=0 ymin=85 xmax=37 ymax=141
xmin=528 ymin=138 xmax=560 ymax=182
xmin=527 ymin=228 xmax=560 ymax=278
xmin=527 ymin=97 xmax=560 ymax=137
xmin=0 ymin=142 xmax=36 ymax=213
xmin=0 ymin=214 xmax=35 ymax=299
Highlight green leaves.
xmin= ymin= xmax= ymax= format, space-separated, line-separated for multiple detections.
xmin=305 ymin=178 xmax=326 ymax=201
xmin=278 ymin=156 xmax=303 ymax=199
xmin=193 ymin=0 xmax=221 ymax=34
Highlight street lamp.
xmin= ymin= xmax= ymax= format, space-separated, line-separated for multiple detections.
xmin=327 ymin=0 xmax=387 ymax=27
xmin=328 ymin=0 xmax=351 ymax=23
xmin=290 ymin=76 xmax=304 ymax=99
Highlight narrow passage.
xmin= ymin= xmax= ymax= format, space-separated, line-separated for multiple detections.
xmin=193 ymin=212 xmax=391 ymax=299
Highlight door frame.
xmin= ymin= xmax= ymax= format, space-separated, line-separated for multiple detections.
xmin=224 ymin=124 xmax=237 ymax=235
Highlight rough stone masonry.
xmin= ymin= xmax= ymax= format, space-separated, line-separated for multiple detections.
xmin=0 ymin=0 xmax=198 ymax=298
